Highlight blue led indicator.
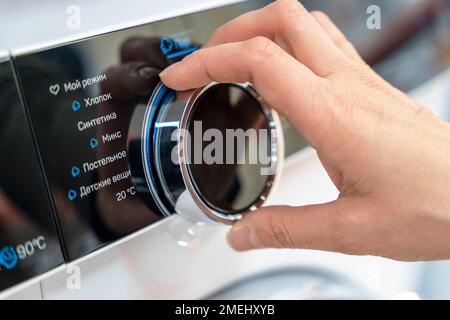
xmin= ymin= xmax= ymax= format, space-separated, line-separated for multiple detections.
xmin=71 ymin=166 xmax=80 ymax=177
xmin=0 ymin=246 xmax=18 ymax=270
xmin=72 ymin=100 xmax=81 ymax=112
xmin=89 ymin=138 xmax=99 ymax=149
xmin=68 ymin=189 xmax=77 ymax=201
xmin=160 ymin=31 xmax=198 ymax=59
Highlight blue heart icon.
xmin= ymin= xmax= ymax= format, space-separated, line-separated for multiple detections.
xmin=72 ymin=100 xmax=81 ymax=112
xmin=71 ymin=166 xmax=80 ymax=177
xmin=89 ymin=138 xmax=99 ymax=149
xmin=68 ymin=189 xmax=77 ymax=201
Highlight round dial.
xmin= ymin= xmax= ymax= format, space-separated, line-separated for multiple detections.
xmin=129 ymin=82 xmax=283 ymax=224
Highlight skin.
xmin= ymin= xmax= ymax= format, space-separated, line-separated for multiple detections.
xmin=160 ymin=0 xmax=450 ymax=261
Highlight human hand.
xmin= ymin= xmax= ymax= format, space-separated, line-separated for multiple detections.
xmin=160 ymin=0 xmax=450 ymax=261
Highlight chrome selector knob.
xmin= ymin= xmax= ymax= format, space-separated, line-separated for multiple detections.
xmin=128 ymin=82 xmax=283 ymax=224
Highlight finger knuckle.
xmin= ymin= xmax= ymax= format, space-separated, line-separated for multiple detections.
xmin=311 ymin=11 xmax=350 ymax=47
xmin=213 ymin=23 xmax=232 ymax=43
xmin=188 ymin=47 xmax=211 ymax=66
xmin=274 ymin=0 xmax=308 ymax=21
xmin=334 ymin=34 xmax=351 ymax=51
xmin=189 ymin=47 xmax=206 ymax=60
xmin=311 ymin=10 xmax=329 ymax=21
xmin=325 ymin=78 xmax=360 ymax=126
xmin=186 ymin=48 xmax=215 ymax=80
xmin=244 ymin=36 xmax=280 ymax=60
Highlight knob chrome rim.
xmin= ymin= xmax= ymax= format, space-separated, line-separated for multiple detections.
xmin=178 ymin=82 xmax=282 ymax=224
xmin=139 ymin=81 xmax=283 ymax=224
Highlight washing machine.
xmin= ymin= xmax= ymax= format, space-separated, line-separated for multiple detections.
xmin=0 ymin=0 xmax=429 ymax=300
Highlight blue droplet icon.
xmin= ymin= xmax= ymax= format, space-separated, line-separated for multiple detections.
xmin=71 ymin=166 xmax=80 ymax=177
xmin=72 ymin=100 xmax=81 ymax=112
xmin=89 ymin=138 xmax=99 ymax=149
xmin=68 ymin=189 xmax=77 ymax=201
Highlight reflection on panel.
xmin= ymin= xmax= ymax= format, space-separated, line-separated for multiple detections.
xmin=15 ymin=0 xmax=271 ymax=260
xmin=0 ymin=59 xmax=64 ymax=291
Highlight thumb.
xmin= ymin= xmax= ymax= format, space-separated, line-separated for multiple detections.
xmin=227 ymin=201 xmax=353 ymax=252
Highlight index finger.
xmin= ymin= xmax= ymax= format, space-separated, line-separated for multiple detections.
xmin=160 ymin=37 xmax=335 ymax=152
xmin=205 ymin=0 xmax=347 ymax=77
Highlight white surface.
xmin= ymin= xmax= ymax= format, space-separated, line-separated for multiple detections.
xmin=0 ymin=49 xmax=8 ymax=61
xmin=0 ymin=265 xmax=66 ymax=300
xmin=3 ymin=282 xmax=42 ymax=300
xmin=0 ymin=0 xmax=244 ymax=55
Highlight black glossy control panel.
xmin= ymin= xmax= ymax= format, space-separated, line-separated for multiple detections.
xmin=0 ymin=59 xmax=64 ymax=291
xmin=0 ymin=0 xmax=272 ymax=292
xmin=3 ymin=0 xmax=270 ymax=273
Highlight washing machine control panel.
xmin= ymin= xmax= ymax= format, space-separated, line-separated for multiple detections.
xmin=0 ymin=58 xmax=64 ymax=291
xmin=13 ymin=0 xmax=273 ymax=262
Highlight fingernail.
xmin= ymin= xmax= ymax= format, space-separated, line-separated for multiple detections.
xmin=158 ymin=69 xmax=167 ymax=77
xmin=227 ymin=225 xmax=261 ymax=251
